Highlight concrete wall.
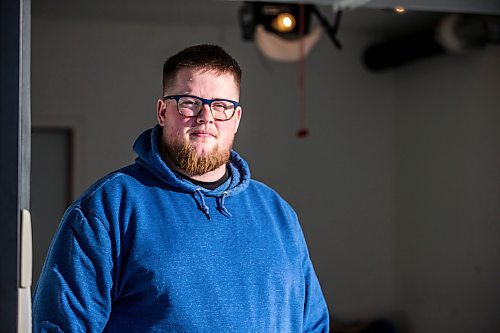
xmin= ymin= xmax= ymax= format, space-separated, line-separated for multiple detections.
xmin=31 ymin=3 xmax=500 ymax=332
xmin=395 ymin=47 xmax=500 ymax=333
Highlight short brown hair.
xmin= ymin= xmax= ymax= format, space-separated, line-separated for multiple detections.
xmin=162 ymin=44 xmax=242 ymax=93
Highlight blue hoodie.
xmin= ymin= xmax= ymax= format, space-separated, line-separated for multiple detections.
xmin=33 ymin=126 xmax=330 ymax=332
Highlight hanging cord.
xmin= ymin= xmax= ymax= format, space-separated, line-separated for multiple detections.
xmin=297 ymin=3 xmax=309 ymax=138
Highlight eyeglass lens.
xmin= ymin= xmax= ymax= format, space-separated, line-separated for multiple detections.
xmin=178 ymin=96 xmax=234 ymax=120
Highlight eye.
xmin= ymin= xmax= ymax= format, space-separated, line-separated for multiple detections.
xmin=211 ymin=101 xmax=232 ymax=112
xmin=179 ymin=97 xmax=201 ymax=109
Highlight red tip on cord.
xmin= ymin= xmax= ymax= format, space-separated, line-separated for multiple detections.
xmin=296 ymin=4 xmax=309 ymax=140
xmin=296 ymin=128 xmax=309 ymax=138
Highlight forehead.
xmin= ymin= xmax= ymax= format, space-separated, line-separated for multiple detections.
xmin=170 ymin=68 xmax=239 ymax=97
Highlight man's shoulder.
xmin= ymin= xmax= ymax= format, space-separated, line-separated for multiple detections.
xmin=248 ymin=178 xmax=276 ymax=193
xmin=247 ymin=179 xmax=296 ymax=212
xmin=73 ymin=162 xmax=154 ymax=208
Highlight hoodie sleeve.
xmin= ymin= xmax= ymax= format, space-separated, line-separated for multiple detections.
xmin=302 ymin=253 xmax=330 ymax=332
xmin=299 ymin=229 xmax=330 ymax=332
xmin=32 ymin=207 xmax=114 ymax=332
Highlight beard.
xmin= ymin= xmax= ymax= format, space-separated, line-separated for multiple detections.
xmin=163 ymin=136 xmax=231 ymax=177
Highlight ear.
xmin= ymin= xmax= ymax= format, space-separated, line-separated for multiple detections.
xmin=157 ymin=98 xmax=167 ymax=127
xmin=233 ymin=106 xmax=242 ymax=134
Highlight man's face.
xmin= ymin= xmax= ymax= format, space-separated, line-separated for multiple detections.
xmin=156 ymin=68 xmax=242 ymax=176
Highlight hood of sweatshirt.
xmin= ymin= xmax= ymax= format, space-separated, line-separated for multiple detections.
xmin=133 ymin=125 xmax=251 ymax=217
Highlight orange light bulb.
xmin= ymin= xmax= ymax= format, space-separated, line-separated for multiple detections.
xmin=272 ymin=12 xmax=296 ymax=33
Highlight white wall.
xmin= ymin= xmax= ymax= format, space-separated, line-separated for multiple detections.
xmin=394 ymin=47 xmax=500 ymax=333
xmin=32 ymin=12 xmax=397 ymax=324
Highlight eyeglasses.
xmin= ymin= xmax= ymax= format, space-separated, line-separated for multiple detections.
xmin=164 ymin=94 xmax=240 ymax=121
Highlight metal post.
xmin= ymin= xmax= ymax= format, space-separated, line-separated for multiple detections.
xmin=0 ymin=0 xmax=31 ymax=331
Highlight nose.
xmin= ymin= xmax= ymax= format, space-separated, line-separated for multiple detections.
xmin=196 ymin=103 xmax=214 ymax=124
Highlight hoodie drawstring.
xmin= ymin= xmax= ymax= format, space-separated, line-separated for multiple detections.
xmin=217 ymin=192 xmax=232 ymax=217
xmin=193 ymin=189 xmax=232 ymax=218
xmin=194 ymin=189 xmax=210 ymax=218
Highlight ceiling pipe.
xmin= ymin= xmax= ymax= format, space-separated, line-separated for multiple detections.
xmin=363 ymin=14 xmax=500 ymax=71
xmin=229 ymin=0 xmax=500 ymax=16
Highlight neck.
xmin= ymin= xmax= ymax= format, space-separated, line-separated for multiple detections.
xmin=182 ymin=164 xmax=227 ymax=182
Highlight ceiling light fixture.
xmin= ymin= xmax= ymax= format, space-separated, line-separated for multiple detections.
xmin=394 ymin=6 xmax=407 ymax=14
xmin=239 ymin=2 xmax=343 ymax=62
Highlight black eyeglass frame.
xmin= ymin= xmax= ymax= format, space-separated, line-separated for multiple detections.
xmin=164 ymin=94 xmax=240 ymax=121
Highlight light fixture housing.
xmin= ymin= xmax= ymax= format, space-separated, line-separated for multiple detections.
xmin=239 ymin=2 xmax=313 ymax=40
xmin=239 ymin=2 xmax=343 ymax=61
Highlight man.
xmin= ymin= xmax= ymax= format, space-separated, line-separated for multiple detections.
xmin=33 ymin=44 xmax=329 ymax=332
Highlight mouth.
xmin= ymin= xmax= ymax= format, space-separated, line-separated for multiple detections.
xmin=189 ymin=129 xmax=216 ymax=138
